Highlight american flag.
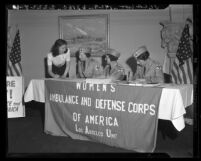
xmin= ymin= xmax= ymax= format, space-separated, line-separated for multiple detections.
xmin=7 ymin=29 xmax=22 ymax=76
xmin=171 ymin=24 xmax=193 ymax=84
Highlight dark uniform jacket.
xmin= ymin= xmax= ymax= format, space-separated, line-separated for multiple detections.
xmin=77 ymin=58 xmax=103 ymax=78
xmin=104 ymin=63 xmax=125 ymax=81
xmin=134 ymin=58 xmax=164 ymax=83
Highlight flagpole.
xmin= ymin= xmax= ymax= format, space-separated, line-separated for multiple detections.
xmin=168 ymin=5 xmax=178 ymax=76
xmin=168 ymin=5 xmax=173 ymax=74
xmin=7 ymin=26 xmax=11 ymax=76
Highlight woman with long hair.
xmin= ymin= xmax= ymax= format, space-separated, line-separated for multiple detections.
xmin=46 ymin=39 xmax=71 ymax=78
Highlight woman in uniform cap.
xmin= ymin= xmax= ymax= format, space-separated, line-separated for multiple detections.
xmin=76 ymin=46 xmax=103 ymax=78
xmin=103 ymin=48 xmax=125 ymax=81
xmin=132 ymin=45 xmax=164 ymax=83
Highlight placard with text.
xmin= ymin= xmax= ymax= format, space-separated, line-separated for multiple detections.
xmin=7 ymin=76 xmax=25 ymax=118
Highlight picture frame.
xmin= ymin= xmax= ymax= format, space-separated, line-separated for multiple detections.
xmin=59 ymin=14 xmax=109 ymax=57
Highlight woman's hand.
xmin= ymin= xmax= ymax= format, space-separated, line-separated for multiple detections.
xmin=54 ymin=74 xmax=60 ymax=78
xmin=60 ymin=75 xmax=66 ymax=79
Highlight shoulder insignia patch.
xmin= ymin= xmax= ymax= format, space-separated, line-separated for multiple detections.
xmin=156 ymin=66 xmax=161 ymax=70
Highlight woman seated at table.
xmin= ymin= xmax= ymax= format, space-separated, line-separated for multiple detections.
xmin=46 ymin=39 xmax=71 ymax=78
xmin=131 ymin=46 xmax=164 ymax=83
xmin=103 ymin=48 xmax=125 ymax=81
xmin=76 ymin=46 xmax=103 ymax=78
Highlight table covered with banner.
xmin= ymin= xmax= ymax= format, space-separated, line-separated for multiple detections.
xmin=24 ymin=79 xmax=193 ymax=152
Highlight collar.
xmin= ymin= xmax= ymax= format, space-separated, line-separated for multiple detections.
xmin=110 ymin=61 xmax=118 ymax=69
xmin=144 ymin=58 xmax=152 ymax=69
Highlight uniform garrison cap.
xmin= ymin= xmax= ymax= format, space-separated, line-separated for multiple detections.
xmin=79 ymin=46 xmax=92 ymax=53
xmin=133 ymin=46 xmax=148 ymax=58
xmin=106 ymin=48 xmax=121 ymax=58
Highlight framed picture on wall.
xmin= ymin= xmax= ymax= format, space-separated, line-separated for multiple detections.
xmin=59 ymin=14 xmax=109 ymax=57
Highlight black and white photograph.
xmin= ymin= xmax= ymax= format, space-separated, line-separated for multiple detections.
xmin=6 ymin=4 xmax=199 ymax=158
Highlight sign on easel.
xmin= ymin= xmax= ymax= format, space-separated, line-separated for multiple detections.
xmin=7 ymin=76 xmax=25 ymax=118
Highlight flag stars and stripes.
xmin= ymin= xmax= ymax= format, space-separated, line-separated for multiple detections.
xmin=171 ymin=23 xmax=193 ymax=84
xmin=176 ymin=24 xmax=192 ymax=66
xmin=7 ymin=28 xmax=22 ymax=76
xmin=9 ymin=31 xmax=21 ymax=64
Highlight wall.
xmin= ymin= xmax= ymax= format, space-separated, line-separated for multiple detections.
xmin=8 ymin=5 xmax=192 ymax=87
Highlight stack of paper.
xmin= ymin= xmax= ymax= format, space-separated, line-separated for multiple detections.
xmin=142 ymin=83 xmax=161 ymax=87
xmin=86 ymin=78 xmax=112 ymax=84
xmin=128 ymin=81 xmax=161 ymax=87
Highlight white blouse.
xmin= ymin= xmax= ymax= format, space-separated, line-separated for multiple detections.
xmin=47 ymin=48 xmax=70 ymax=66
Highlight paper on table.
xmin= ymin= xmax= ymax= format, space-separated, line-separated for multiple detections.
xmin=128 ymin=79 xmax=162 ymax=87
xmin=128 ymin=82 xmax=142 ymax=86
xmin=128 ymin=79 xmax=146 ymax=86
xmin=86 ymin=78 xmax=112 ymax=84
xmin=142 ymin=83 xmax=161 ymax=87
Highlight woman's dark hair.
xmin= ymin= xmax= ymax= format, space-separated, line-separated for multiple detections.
xmin=75 ymin=50 xmax=80 ymax=62
xmin=107 ymin=54 xmax=118 ymax=61
xmin=101 ymin=55 xmax=107 ymax=67
xmin=137 ymin=51 xmax=150 ymax=61
xmin=85 ymin=52 xmax=91 ymax=58
xmin=50 ymin=39 xmax=67 ymax=57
